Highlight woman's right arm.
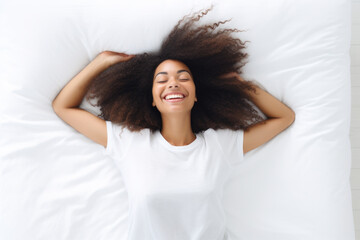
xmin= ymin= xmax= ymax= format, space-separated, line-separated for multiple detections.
xmin=52 ymin=51 xmax=135 ymax=148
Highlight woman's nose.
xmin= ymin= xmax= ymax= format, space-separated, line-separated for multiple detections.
xmin=168 ymin=84 xmax=179 ymax=88
xmin=167 ymin=78 xmax=179 ymax=88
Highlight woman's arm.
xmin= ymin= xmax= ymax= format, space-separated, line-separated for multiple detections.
xmin=52 ymin=51 xmax=135 ymax=147
xmin=242 ymin=77 xmax=295 ymax=154
xmin=221 ymin=72 xmax=295 ymax=154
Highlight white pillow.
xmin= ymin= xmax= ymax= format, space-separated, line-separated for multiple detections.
xmin=0 ymin=0 xmax=355 ymax=239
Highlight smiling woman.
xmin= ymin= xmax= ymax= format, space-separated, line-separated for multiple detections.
xmin=52 ymin=4 xmax=295 ymax=240
xmin=152 ymin=59 xmax=198 ymax=146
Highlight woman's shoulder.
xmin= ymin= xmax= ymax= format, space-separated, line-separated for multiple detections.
xmin=203 ymin=127 xmax=243 ymax=134
xmin=202 ymin=127 xmax=244 ymax=142
xmin=106 ymin=120 xmax=151 ymax=136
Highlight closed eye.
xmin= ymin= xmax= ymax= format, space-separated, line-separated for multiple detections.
xmin=157 ymin=79 xmax=189 ymax=83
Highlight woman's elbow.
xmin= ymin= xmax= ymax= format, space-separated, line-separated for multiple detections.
xmin=286 ymin=110 xmax=296 ymax=125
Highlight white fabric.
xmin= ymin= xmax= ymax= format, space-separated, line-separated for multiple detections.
xmin=0 ymin=0 xmax=355 ymax=239
xmin=104 ymin=121 xmax=243 ymax=240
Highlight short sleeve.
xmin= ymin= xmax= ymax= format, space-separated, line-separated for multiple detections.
xmin=215 ymin=128 xmax=244 ymax=165
xmin=103 ymin=120 xmax=133 ymax=161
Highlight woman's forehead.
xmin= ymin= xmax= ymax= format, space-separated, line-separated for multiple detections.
xmin=153 ymin=59 xmax=192 ymax=80
xmin=155 ymin=59 xmax=190 ymax=72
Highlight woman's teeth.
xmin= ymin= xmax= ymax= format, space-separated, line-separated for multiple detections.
xmin=165 ymin=94 xmax=184 ymax=100
xmin=164 ymin=94 xmax=185 ymax=102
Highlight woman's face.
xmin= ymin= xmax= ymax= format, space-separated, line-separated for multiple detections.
xmin=152 ymin=59 xmax=197 ymax=115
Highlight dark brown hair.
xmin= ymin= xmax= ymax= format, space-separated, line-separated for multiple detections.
xmin=85 ymin=5 xmax=266 ymax=134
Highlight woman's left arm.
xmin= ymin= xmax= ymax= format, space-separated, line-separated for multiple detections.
xmin=222 ymin=73 xmax=295 ymax=154
xmin=244 ymin=80 xmax=295 ymax=154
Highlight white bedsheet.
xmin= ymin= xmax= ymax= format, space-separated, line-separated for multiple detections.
xmin=0 ymin=0 xmax=355 ymax=239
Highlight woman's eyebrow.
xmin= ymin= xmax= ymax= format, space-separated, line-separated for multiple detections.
xmin=154 ymin=69 xmax=190 ymax=79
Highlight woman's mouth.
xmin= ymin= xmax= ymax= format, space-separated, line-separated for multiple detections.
xmin=164 ymin=98 xmax=185 ymax=102
xmin=163 ymin=93 xmax=186 ymax=103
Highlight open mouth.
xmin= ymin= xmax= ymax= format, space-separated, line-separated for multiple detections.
xmin=163 ymin=93 xmax=186 ymax=103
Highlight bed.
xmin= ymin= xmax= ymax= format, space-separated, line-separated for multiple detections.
xmin=0 ymin=0 xmax=355 ymax=239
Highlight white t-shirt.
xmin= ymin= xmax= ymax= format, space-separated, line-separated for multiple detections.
xmin=103 ymin=121 xmax=244 ymax=240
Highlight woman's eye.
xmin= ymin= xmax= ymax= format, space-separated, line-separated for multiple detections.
xmin=157 ymin=79 xmax=188 ymax=83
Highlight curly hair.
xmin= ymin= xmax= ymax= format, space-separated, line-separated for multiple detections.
xmin=85 ymin=5 xmax=266 ymax=134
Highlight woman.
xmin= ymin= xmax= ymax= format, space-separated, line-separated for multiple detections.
xmin=52 ymin=6 xmax=295 ymax=240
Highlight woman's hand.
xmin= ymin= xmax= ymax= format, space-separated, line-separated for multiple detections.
xmin=219 ymin=72 xmax=246 ymax=81
xmin=94 ymin=51 xmax=136 ymax=70
xmin=52 ymin=51 xmax=135 ymax=110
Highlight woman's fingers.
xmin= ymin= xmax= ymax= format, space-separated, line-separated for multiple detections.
xmin=98 ymin=51 xmax=136 ymax=67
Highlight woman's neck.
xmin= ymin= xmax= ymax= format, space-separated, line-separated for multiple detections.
xmin=160 ymin=113 xmax=196 ymax=146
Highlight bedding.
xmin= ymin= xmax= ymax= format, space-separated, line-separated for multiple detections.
xmin=0 ymin=0 xmax=355 ymax=239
